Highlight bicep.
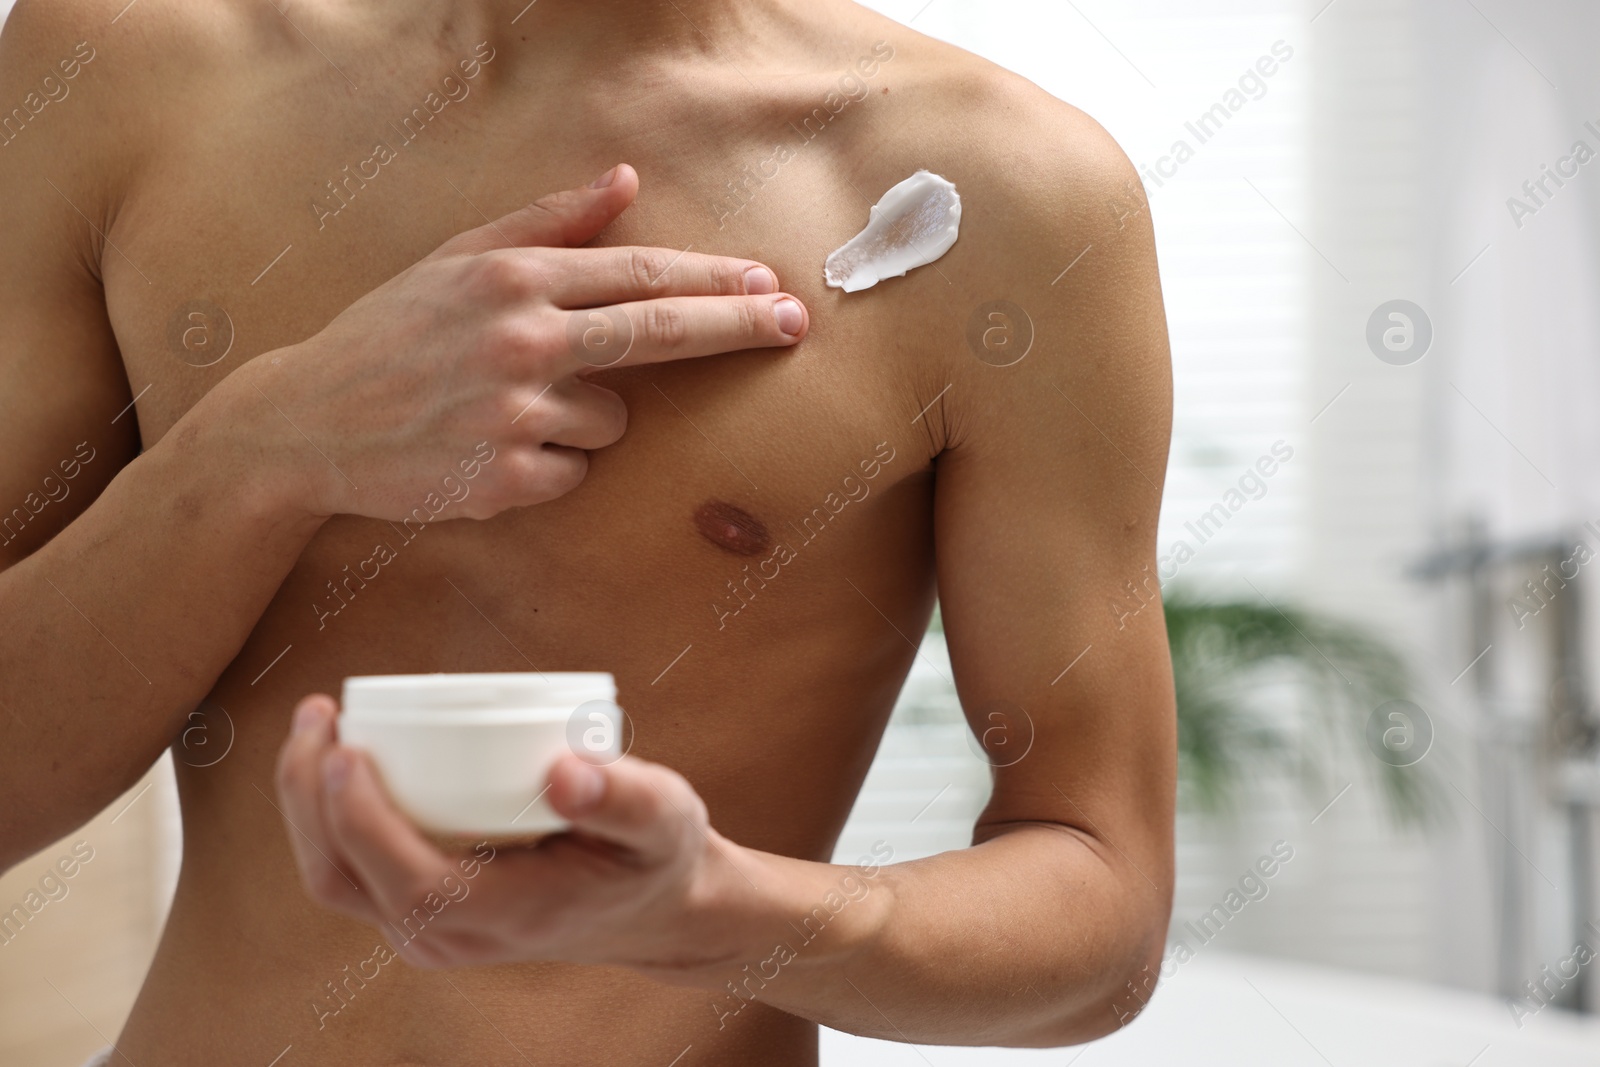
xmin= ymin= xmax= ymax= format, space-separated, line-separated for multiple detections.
xmin=0 ymin=3 xmax=138 ymax=568
xmin=933 ymin=131 xmax=1174 ymax=862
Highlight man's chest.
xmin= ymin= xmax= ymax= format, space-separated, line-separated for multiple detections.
xmin=98 ymin=76 xmax=945 ymax=645
xmin=100 ymin=66 xmax=930 ymax=452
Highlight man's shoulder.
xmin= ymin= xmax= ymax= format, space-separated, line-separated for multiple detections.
xmin=0 ymin=0 xmax=261 ymax=180
xmin=812 ymin=28 xmax=1149 ymax=361
xmin=877 ymin=36 xmax=1143 ymax=248
xmin=1 ymin=0 xmax=255 ymax=75
xmin=845 ymin=32 xmax=1154 ymax=319
xmin=838 ymin=30 xmax=1166 ymax=448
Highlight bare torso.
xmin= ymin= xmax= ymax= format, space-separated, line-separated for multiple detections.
xmin=103 ymin=2 xmax=1012 ymax=1062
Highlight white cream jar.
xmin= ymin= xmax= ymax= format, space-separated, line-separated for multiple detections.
xmin=339 ymin=672 xmax=621 ymax=841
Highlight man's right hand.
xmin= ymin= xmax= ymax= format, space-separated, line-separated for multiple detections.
xmin=211 ymin=163 xmax=809 ymax=523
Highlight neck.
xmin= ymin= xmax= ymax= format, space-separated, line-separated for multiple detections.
xmin=512 ymin=0 xmax=782 ymax=53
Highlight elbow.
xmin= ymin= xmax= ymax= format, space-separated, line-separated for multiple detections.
xmin=1018 ymin=898 xmax=1172 ymax=1047
xmin=1072 ymin=937 xmax=1169 ymax=1044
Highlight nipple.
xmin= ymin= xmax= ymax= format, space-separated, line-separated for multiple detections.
xmin=693 ymin=500 xmax=772 ymax=557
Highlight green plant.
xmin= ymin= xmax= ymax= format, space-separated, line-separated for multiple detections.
xmin=1164 ymin=591 xmax=1436 ymax=824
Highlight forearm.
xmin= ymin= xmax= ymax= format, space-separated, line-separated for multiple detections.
xmin=0 ymin=364 xmax=326 ymax=867
xmin=689 ymin=825 xmax=1167 ymax=1048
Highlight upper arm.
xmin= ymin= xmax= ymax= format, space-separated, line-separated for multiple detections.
xmin=933 ymin=87 xmax=1175 ymax=892
xmin=0 ymin=0 xmax=140 ymax=568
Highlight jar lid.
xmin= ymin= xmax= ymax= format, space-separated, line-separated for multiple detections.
xmin=341 ymin=672 xmax=616 ymax=716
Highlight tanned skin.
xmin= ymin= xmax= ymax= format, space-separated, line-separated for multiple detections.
xmin=0 ymin=0 xmax=1175 ymax=1063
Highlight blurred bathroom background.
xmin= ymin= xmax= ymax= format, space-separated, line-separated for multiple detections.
xmin=8 ymin=0 xmax=1600 ymax=1063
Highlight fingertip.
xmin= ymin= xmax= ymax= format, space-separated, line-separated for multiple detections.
xmin=576 ymin=164 xmax=639 ymax=232
xmin=587 ymin=163 xmax=638 ymax=195
xmin=323 ymin=746 xmax=354 ymax=793
xmin=774 ymin=296 xmax=807 ymax=341
xmin=323 ymin=749 xmax=397 ymax=835
xmin=549 ymin=754 xmax=607 ymax=815
xmin=744 ymin=265 xmax=778 ymax=295
xmin=293 ymin=694 xmax=337 ymax=737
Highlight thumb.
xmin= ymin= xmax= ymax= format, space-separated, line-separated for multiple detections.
xmin=546 ymin=754 xmax=705 ymax=862
xmin=442 ymin=163 xmax=639 ymax=255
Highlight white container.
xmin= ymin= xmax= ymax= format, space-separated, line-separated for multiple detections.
xmin=339 ymin=672 xmax=620 ymax=841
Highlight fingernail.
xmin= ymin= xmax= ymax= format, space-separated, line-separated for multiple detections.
xmin=588 ymin=165 xmax=619 ymax=189
xmin=324 ymin=750 xmax=351 ymax=792
xmin=292 ymin=700 xmax=323 ymax=736
xmin=774 ymin=298 xmax=804 ymax=337
xmin=744 ymin=266 xmax=777 ymax=295
xmin=568 ymin=762 xmax=605 ymax=809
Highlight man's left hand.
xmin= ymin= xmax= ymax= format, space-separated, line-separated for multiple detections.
xmin=273 ymin=693 xmax=766 ymax=980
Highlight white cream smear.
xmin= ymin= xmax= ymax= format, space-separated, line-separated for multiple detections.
xmin=824 ymin=170 xmax=961 ymax=293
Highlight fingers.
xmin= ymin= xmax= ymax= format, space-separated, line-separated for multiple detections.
xmin=490 ymin=443 xmax=590 ymax=506
xmin=562 ymin=293 xmax=808 ymax=372
xmin=542 ymin=246 xmax=780 ymax=307
xmin=441 ymin=164 xmax=639 ymax=256
xmin=546 ymin=754 xmax=707 ymax=864
xmin=320 ymin=749 xmax=461 ymax=934
xmin=512 ymin=378 xmax=627 ymax=451
xmin=273 ymin=695 xmax=375 ymax=921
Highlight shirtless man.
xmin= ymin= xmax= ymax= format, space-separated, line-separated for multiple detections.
xmin=0 ymin=0 xmax=1176 ymax=1062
